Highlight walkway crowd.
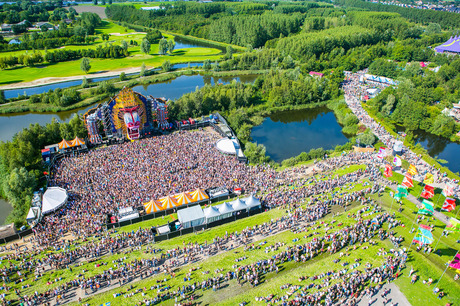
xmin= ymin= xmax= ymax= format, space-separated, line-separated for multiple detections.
xmin=343 ymin=71 xmax=460 ymax=193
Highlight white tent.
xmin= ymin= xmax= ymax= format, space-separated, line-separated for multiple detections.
xmin=177 ymin=205 xmax=206 ymax=229
xmin=230 ymin=198 xmax=247 ymax=212
xmin=42 ymin=187 xmax=68 ymax=215
xmin=203 ymin=206 xmax=221 ymax=223
xmin=242 ymin=195 xmax=261 ymax=210
xmin=216 ymin=202 xmax=234 ymax=219
xmin=26 ymin=207 xmax=40 ymax=221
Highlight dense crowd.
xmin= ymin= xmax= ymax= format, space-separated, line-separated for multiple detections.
xmin=343 ymin=71 xmax=460 ymax=194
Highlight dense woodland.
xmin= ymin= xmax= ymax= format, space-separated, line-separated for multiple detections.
xmin=1 ymin=0 xmax=460 ymax=226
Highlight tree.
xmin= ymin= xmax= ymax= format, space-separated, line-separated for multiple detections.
xmin=92 ymin=0 xmax=98 ymax=5
xmin=108 ymin=0 xmax=112 ymax=4
xmin=3 ymin=167 xmax=36 ymax=210
xmin=121 ymin=40 xmax=128 ymax=51
xmin=167 ymin=40 xmax=175 ymax=54
xmin=0 ymin=90 xmax=5 ymax=104
xmin=357 ymin=131 xmax=376 ymax=146
xmin=119 ymin=72 xmax=126 ymax=81
xmin=159 ymin=38 xmax=168 ymax=55
xmin=162 ymin=60 xmax=171 ymax=72
xmin=101 ymin=0 xmax=106 ymax=5
xmin=225 ymin=45 xmax=234 ymax=59
xmin=80 ymin=57 xmax=91 ymax=74
xmin=244 ymin=142 xmax=270 ymax=164
xmin=381 ymin=94 xmax=395 ymax=117
xmin=203 ymin=59 xmax=211 ymax=71
xmin=81 ymin=76 xmax=89 ymax=88
xmin=140 ymin=62 xmax=146 ymax=77
xmin=140 ymin=39 xmax=151 ymax=55
xmin=425 ymin=23 xmax=441 ymax=35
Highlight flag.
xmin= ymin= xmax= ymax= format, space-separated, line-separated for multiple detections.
xmin=408 ymin=164 xmax=418 ymax=176
xmin=423 ymin=173 xmax=435 ymax=185
xmin=442 ymin=183 xmax=454 ymax=197
xmin=377 ymin=147 xmax=387 ymax=159
xmin=401 ymin=174 xmax=413 ymax=188
xmin=418 ymin=199 xmax=434 ymax=215
xmin=421 ymin=185 xmax=434 ymax=199
xmin=413 ymin=224 xmax=434 ymax=245
xmin=371 ymin=218 xmax=379 ymax=226
xmin=384 ymin=164 xmax=393 ymax=178
xmin=442 ymin=198 xmax=456 ymax=212
xmin=449 ymin=253 xmax=460 ymax=271
xmin=447 ymin=217 xmax=460 ymax=232
xmin=393 ymin=155 xmax=402 ymax=167
xmin=394 ymin=185 xmax=408 ymax=201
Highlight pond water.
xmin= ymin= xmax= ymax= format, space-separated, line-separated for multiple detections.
xmin=250 ymin=107 xmax=350 ymax=163
xmin=410 ymin=129 xmax=460 ymax=174
xmin=0 ymin=199 xmax=12 ymax=225
xmin=0 ymin=74 xmax=258 ymax=142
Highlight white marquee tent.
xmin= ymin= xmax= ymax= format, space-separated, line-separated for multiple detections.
xmin=203 ymin=206 xmax=221 ymax=223
xmin=42 ymin=187 xmax=68 ymax=215
xmin=177 ymin=205 xmax=206 ymax=229
xmin=216 ymin=202 xmax=234 ymax=219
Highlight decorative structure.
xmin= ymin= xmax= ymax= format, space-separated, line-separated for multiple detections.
xmin=435 ymin=35 xmax=460 ymax=54
xmin=83 ymin=87 xmax=170 ymax=143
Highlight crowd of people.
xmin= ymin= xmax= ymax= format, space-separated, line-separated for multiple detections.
xmin=343 ymin=70 xmax=460 ymax=192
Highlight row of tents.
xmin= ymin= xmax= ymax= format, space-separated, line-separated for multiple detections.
xmin=58 ymin=137 xmax=86 ymax=150
xmin=143 ymin=189 xmax=209 ymax=214
xmin=177 ymin=195 xmax=262 ymax=229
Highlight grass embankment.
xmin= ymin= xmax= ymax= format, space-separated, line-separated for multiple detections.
xmin=75 ymin=190 xmax=460 ymax=306
xmin=0 ymin=21 xmax=223 ymax=86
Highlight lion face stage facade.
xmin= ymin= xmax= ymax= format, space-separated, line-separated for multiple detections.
xmin=84 ymin=87 xmax=170 ymax=143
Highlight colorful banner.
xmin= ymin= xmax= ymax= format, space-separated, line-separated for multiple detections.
xmin=418 ymin=199 xmax=434 ymax=215
xmin=377 ymin=147 xmax=387 ymax=159
xmin=447 ymin=217 xmax=460 ymax=232
xmin=401 ymin=174 xmax=414 ymax=188
xmin=442 ymin=183 xmax=454 ymax=197
xmin=421 ymin=185 xmax=434 ymax=199
xmin=408 ymin=164 xmax=418 ymax=176
xmin=423 ymin=173 xmax=435 ymax=185
xmin=384 ymin=164 xmax=393 ymax=178
xmin=449 ymin=253 xmax=460 ymax=271
xmin=442 ymin=198 xmax=456 ymax=212
xmin=393 ymin=155 xmax=402 ymax=167
xmin=413 ymin=224 xmax=434 ymax=245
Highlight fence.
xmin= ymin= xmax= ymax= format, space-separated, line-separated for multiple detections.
xmin=0 ymin=228 xmax=33 ymax=245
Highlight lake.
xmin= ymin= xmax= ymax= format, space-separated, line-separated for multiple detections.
xmin=411 ymin=129 xmax=460 ymax=174
xmin=0 ymin=199 xmax=12 ymax=225
xmin=0 ymin=74 xmax=258 ymax=142
xmin=250 ymin=107 xmax=350 ymax=162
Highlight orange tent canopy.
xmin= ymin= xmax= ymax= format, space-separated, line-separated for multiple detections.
xmin=159 ymin=195 xmax=179 ymax=209
xmin=58 ymin=139 xmax=72 ymax=149
xmin=143 ymin=199 xmax=163 ymax=214
xmin=175 ymin=192 xmax=195 ymax=205
xmin=190 ymin=189 xmax=209 ymax=201
xmin=70 ymin=136 xmax=85 ymax=147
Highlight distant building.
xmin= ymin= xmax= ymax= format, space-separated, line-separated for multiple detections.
xmin=35 ymin=22 xmax=55 ymax=31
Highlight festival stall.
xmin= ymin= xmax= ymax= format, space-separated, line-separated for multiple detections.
xmin=175 ymin=192 xmax=194 ymax=206
xmin=203 ymin=206 xmax=221 ymax=223
xmin=216 ymin=202 xmax=234 ymax=219
xmin=190 ymin=188 xmax=209 ymax=202
xmin=143 ymin=199 xmax=163 ymax=214
xmin=159 ymin=195 xmax=180 ymax=210
xmin=42 ymin=187 xmax=68 ymax=215
xmin=242 ymin=195 xmax=261 ymax=210
xmin=177 ymin=205 xmax=206 ymax=229
xmin=70 ymin=136 xmax=86 ymax=147
xmin=230 ymin=198 xmax=247 ymax=212
xmin=58 ymin=139 xmax=72 ymax=151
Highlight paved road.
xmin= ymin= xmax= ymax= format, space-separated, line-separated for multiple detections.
xmin=356 ymin=283 xmax=411 ymax=306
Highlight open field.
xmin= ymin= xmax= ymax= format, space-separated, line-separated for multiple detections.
xmin=0 ymin=21 xmax=222 ymax=86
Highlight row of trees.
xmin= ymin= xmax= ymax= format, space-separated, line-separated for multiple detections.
xmin=369 ymin=56 xmax=460 ymax=139
xmin=0 ymin=115 xmax=87 ymax=226
xmin=0 ymin=44 xmax=127 ymax=69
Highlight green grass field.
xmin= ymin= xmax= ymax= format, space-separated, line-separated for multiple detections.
xmin=0 ymin=21 xmax=223 ymax=85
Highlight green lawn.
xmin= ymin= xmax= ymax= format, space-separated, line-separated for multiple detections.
xmin=0 ymin=21 xmax=222 ymax=85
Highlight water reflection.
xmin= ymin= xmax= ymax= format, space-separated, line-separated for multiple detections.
xmin=251 ymin=107 xmax=350 ymax=162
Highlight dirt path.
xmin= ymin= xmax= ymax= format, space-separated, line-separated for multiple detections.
xmin=0 ymin=66 xmax=150 ymax=91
